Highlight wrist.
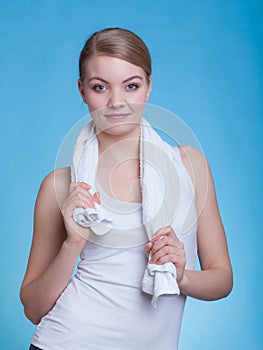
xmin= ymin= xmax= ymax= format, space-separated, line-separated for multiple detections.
xmin=178 ymin=271 xmax=189 ymax=294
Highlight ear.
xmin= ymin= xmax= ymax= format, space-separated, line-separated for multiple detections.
xmin=78 ymin=79 xmax=85 ymax=100
xmin=145 ymin=76 xmax=152 ymax=101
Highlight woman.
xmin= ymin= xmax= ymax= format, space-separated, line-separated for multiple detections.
xmin=20 ymin=27 xmax=233 ymax=350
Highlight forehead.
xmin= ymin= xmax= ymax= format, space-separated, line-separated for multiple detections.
xmin=84 ymin=55 xmax=145 ymax=81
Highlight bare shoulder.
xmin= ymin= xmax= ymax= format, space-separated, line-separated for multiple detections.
xmin=177 ymin=145 xmax=208 ymax=170
xmin=39 ymin=166 xmax=71 ymax=209
xmin=34 ymin=166 xmax=71 ymax=236
xmin=41 ymin=166 xmax=71 ymax=186
xmin=177 ymin=145 xmax=209 ymax=182
xmin=177 ymin=146 xmax=211 ymax=209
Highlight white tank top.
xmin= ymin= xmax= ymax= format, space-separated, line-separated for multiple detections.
xmin=31 ymin=146 xmax=197 ymax=350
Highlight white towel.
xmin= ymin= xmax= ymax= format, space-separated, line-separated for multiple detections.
xmin=72 ymin=187 xmax=113 ymax=236
xmin=71 ymin=117 xmax=182 ymax=307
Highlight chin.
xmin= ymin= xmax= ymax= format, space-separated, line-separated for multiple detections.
xmin=94 ymin=116 xmax=142 ymax=137
xmin=101 ymin=122 xmax=140 ymax=136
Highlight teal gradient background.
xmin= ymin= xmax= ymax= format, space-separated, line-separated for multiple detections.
xmin=0 ymin=1 xmax=262 ymax=349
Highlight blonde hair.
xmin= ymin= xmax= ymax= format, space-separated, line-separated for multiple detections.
xmin=79 ymin=27 xmax=152 ymax=84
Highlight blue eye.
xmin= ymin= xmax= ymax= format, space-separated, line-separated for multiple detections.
xmin=93 ymin=85 xmax=106 ymax=91
xmin=127 ymin=83 xmax=138 ymax=90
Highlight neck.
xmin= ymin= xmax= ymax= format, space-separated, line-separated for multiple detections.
xmin=96 ymin=124 xmax=141 ymax=163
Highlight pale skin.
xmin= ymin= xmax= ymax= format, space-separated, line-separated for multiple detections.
xmin=20 ymin=55 xmax=233 ymax=325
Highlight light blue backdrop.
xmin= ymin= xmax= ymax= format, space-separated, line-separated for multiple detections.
xmin=0 ymin=1 xmax=262 ymax=349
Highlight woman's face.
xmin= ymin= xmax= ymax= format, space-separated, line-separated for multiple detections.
xmin=78 ymin=55 xmax=152 ymax=136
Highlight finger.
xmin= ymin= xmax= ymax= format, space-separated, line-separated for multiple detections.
xmin=150 ymin=246 xmax=176 ymax=264
xmin=151 ymin=236 xmax=183 ymax=255
xmin=144 ymin=242 xmax=151 ymax=252
xmin=152 ymin=226 xmax=170 ymax=238
xmin=150 ymin=245 xmax=184 ymax=264
xmin=72 ymin=199 xmax=94 ymax=210
xmin=78 ymin=182 xmax=92 ymax=189
xmin=152 ymin=226 xmax=171 ymax=242
xmin=144 ymin=242 xmax=153 ymax=256
xmin=70 ymin=182 xmax=92 ymax=191
xmin=156 ymin=254 xmax=186 ymax=267
xmin=76 ymin=190 xmax=95 ymax=202
xmin=151 ymin=236 xmax=173 ymax=255
xmin=72 ymin=186 xmax=95 ymax=204
xmin=93 ymin=192 xmax=101 ymax=205
xmin=73 ymin=192 xmax=95 ymax=209
xmin=151 ymin=226 xmax=179 ymax=242
xmin=72 ymin=183 xmax=94 ymax=198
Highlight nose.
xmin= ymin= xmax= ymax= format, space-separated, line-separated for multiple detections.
xmin=107 ymin=88 xmax=125 ymax=109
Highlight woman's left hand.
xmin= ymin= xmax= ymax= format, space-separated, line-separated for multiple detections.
xmin=144 ymin=226 xmax=186 ymax=283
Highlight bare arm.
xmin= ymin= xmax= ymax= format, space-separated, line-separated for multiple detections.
xmin=20 ymin=168 xmax=98 ymax=324
xmin=145 ymin=146 xmax=233 ymax=301
xmin=178 ymin=146 xmax=233 ymax=300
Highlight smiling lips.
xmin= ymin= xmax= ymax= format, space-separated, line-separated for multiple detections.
xmin=105 ymin=114 xmax=130 ymax=120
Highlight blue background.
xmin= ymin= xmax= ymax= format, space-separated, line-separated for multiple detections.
xmin=1 ymin=0 xmax=262 ymax=349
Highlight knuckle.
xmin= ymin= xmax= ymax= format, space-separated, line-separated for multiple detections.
xmin=81 ymin=182 xmax=91 ymax=189
xmin=168 ymin=225 xmax=174 ymax=233
xmin=154 ymin=253 xmax=160 ymax=262
xmin=164 ymin=236 xmax=169 ymax=243
xmin=164 ymin=246 xmax=170 ymax=254
xmin=179 ymin=242 xmax=184 ymax=249
xmin=157 ymin=256 xmax=163 ymax=263
xmin=80 ymin=200 xmax=86 ymax=207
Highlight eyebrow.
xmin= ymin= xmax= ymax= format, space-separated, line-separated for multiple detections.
xmin=87 ymin=75 xmax=143 ymax=84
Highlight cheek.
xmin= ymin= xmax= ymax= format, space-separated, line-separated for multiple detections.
xmin=129 ymin=89 xmax=149 ymax=102
xmin=86 ymin=93 xmax=106 ymax=112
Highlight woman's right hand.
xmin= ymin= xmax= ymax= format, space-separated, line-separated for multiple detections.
xmin=61 ymin=182 xmax=101 ymax=244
